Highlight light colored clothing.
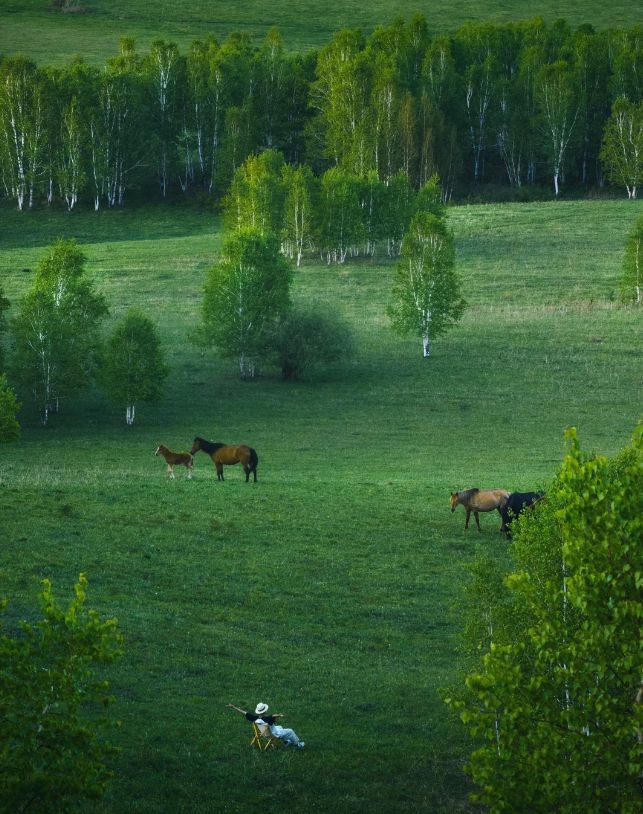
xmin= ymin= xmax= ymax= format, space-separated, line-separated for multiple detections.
xmin=269 ymin=723 xmax=301 ymax=746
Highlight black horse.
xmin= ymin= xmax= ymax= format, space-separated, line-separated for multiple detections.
xmin=500 ymin=492 xmax=545 ymax=538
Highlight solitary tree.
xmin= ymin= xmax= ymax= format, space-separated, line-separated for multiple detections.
xmin=601 ymin=96 xmax=643 ymax=200
xmin=273 ymin=307 xmax=354 ymax=380
xmin=0 ymin=574 xmax=123 ymax=812
xmin=100 ymin=309 xmax=169 ymax=424
xmin=199 ymin=228 xmax=292 ymax=378
xmin=10 ymin=239 xmax=108 ymax=423
xmin=388 ymin=210 xmax=465 ymax=357
xmin=620 ymin=214 xmax=643 ymax=304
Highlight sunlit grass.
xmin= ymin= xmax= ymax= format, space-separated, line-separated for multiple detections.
xmin=0 ymin=198 xmax=640 ymax=812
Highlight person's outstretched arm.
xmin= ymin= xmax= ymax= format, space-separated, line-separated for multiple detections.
xmin=226 ymin=704 xmax=247 ymax=716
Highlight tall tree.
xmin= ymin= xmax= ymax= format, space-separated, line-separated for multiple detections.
xmin=10 ymin=239 xmax=108 ymax=423
xmin=99 ymin=309 xmax=169 ymax=425
xmin=198 ymin=228 xmax=292 ymax=378
xmin=222 ymin=148 xmax=285 ymax=234
xmin=537 ymin=60 xmax=580 ymax=196
xmin=601 ymin=96 xmax=643 ymax=199
xmin=0 ymin=574 xmax=123 ymax=812
xmin=0 ymin=57 xmax=49 ymax=210
xmin=388 ymin=208 xmax=465 ymax=357
xmin=450 ymin=427 xmax=642 ymax=814
xmin=281 ymin=163 xmax=317 ymax=267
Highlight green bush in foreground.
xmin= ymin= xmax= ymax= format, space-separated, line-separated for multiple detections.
xmin=0 ymin=574 xmax=123 ymax=814
xmin=450 ymin=426 xmax=642 ymax=813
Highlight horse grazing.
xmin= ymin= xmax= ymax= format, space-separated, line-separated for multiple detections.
xmin=450 ymin=488 xmax=510 ymax=532
xmin=190 ymin=436 xmax=259 ymax=482
xmin=155 ymin=445 xmax=193 ymax=479
xmin=499 ymin=492 xmax=545 ymax=538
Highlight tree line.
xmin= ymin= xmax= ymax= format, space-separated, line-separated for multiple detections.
xmin=0 ymin=16 xmax=641 ymax=212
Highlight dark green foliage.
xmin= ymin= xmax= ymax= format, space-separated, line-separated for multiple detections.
xmin=273 ymin=307 xmax=354 ymax=380
xmin=99 ymin=309 xmax=169 ymax=424
xmin=0 ymin=574 xmax=123 ymax=813
xmin=0 ymin=374 xmax=20 ymax=442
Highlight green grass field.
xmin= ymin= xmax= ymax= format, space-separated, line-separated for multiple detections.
xmin=0 ymin=197 xmax=641 ymax=812
xmin=1 ymin=0 xmax=641 ymax=64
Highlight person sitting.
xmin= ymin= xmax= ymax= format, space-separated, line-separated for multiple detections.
xmin=226 ymin=701 xmax=305 ymax=748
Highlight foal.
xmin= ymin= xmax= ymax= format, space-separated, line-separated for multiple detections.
xmin=155 ymin=445 xmax=193 ymax=479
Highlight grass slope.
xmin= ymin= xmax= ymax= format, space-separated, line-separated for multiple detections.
xmin=0 ymin=198 xmax=641 ymax=812
xmin=1 ymin=0 xmax=641 ymax=64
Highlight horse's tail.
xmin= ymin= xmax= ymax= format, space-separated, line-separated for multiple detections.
xmin=249 ymin=447 xmax=259 ymax=471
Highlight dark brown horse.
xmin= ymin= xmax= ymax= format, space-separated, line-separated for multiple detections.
xmin=190 ymin=436 xmax=259 ymax=482
xmin=450 ymin=488 xmax=510 ymax=532
xmin=499 ymin=492 xmax=545 ymax=538
xmin=155 ymin=445 xmax=193 ymax=479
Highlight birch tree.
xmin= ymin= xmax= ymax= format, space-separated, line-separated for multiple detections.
xmin=0 ymin=374 xmax=20 ymax=442
xmin=281 ymin=163 xmax=317 ymax=266
xmin=388 ymin=210 xmax=465 ymax=357
xmin=0 ymin=57 xmax=48 ymax=210
xmin=449 ymin=428 xmax=642 ymax=814
xmin=100 ymin=309 xmax=168 ymax=425
xmin=9 ymin=240 xmax=108 ymax=423
xmin=538 ymin=60 xmax=580 ymax=196
xmin=601 ymin=97 xmax=643 ymax=200
xmin=146 ymin=40 xmax=184 ymax=197
xmin=199 ymin=229 xmax=292 ymax=379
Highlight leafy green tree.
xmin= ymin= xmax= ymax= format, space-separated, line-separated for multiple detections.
xmin=0 ymin=374 xmax=20 ymax=442
xmin=0 ymin=57 xmax=50 ymax=210
xmin=620 ymin=214 xmax=643 ymax=304
xmin=222 ymin=148 xmax=285 ymax=234
xmin=100 ymin=309 xmax=169 ymax=424
xmin=10 ymin=239 xmax=108 ymax=423
xmin=388 ymin=210 xmax=465 ymax=357
xmin=0 ymin=573 xmax=123 ymax=812
xmin=273 ymin=307 xmax=354 ymax=380
xmin=601 ymin=97 xmax=643 ymax=200
xmin=281 ymin=163 xmax=317 ymax=267
xmin=537 ymin=60 xmax=580 ymax=196
xmin=199 ymin=228 xmax=292 ymax=378
xmin=450 ymin=427 xmax=642 ymax=814
xmin=317 ymin=167 xmax=364 ymax=263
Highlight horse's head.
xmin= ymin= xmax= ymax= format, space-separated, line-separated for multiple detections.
xmin=154 ymin=446 xmax=162 ymax=457
xmin=449 ymin=492 xmax=459 ymax=512
xmin=190 ymin=437 xmax=201 ymax=456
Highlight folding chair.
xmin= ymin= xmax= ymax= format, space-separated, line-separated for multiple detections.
xmin=250 ymin=721 xmax=282 ymax=751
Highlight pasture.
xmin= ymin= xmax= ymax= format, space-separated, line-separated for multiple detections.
xmin=0 ymin=197 xmax=641 ymax=813
xmin=1 ymin=0 xmax=641 ymax=65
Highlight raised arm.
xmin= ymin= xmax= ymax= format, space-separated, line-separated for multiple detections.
xmin=226 ymin=703 xmax=247 ymax=716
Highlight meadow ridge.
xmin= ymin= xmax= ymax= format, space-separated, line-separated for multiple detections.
xmin=1 ymin=0 xmax=641 ymax=64
xmin=0 ymin=198 xmax=641 ymax=812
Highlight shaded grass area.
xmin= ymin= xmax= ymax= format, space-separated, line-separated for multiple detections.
xmin=1 ymin=0 xmax=641 ymax=64
xmin=0 ymin=198 xmax=641 ymax=812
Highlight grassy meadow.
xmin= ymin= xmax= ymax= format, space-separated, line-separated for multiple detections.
xmin=0 ymin=197 xmax=641 ymax=812
xmin=1 ymin=0 xmax=642 ymax=64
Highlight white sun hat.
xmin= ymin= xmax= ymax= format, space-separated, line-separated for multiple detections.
xmin=255 ymin=702 xmax=269 ymax=716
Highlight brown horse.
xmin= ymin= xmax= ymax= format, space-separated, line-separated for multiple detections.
xmin=450 ymin=488 xmax=510 ymax=532
xmin=155 ymin=445 xmax=193 ymax=479
xmin=190 ymin=436 xmax=259 ymax=482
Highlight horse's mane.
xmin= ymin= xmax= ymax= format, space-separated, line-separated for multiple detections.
xmin=194 ymin=437 xmax=226 ymax=454
xmin=460 ymin=488 xmax=479 ymax=499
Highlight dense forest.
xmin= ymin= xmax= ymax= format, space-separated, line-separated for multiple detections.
xmin=0 ymin=16 xmax=641 ymax=211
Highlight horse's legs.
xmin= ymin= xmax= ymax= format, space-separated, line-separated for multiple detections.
xmin=243 ymin=464 xmax=250 ymax=482
xmin=465 ymin=509 xmax=471 ymax=529
xmin=167 ymin=464 xmax=175 ymax=479
xmin=187 ymin=463 xmax=193 ymax=480
xmin=216 ymin=462 xmax=224 ymax=481
xmin=473 ymin=511 xmax=481 ymax=531
xmin=497 ymin=507 xmax=506 ymax=534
